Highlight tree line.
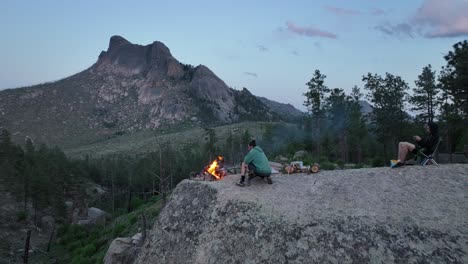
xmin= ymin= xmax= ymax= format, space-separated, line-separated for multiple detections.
xmin=0 ymin=126 xmax=255 ymax=223
xmin=301 ymin=40 xmax=468 ymax=163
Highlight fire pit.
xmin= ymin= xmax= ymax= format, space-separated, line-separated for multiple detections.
xmin=191 ymin=156 xmax=227 ymax=181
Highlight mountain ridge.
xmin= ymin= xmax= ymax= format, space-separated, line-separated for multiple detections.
xmin=0 ymin=36 xmax=297 ymax=148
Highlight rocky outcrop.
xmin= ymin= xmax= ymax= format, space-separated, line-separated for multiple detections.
xmin=73 ymin=207 xmax=107 ymax=226
xmin=136 ymin=164 xmax=468 ymax=264
xmin=104 ymin=237 xmax=138 ymax=264
xmin=104 ymin=232 xmax=145 ymax=264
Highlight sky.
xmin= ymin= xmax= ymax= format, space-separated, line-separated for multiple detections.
xmin=1 ymin=0 xmax=467 ymax=111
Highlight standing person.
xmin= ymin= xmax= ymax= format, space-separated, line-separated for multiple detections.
xmin=237 ymin=139 xmax=272 ymax=186
xmin=392 ymin=122 xmax=439 ymax=168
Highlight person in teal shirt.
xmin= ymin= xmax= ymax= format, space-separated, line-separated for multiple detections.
xmin=237 ymin=139 xmax=272 ymax=186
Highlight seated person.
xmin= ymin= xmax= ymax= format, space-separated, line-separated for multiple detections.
xmin=237 ymin=139 xmax=272 ymax=186
xmin=393 ymin=122 xmax=439 ymax=168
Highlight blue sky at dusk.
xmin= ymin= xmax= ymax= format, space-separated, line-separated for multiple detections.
xmin=1 ymin=0 xmax=467 ymax=110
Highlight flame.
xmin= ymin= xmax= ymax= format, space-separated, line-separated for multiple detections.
xmin=206 ymin=156 xmax=224 ymax=180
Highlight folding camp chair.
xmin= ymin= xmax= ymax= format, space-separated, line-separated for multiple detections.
xmin=417 ymin=138 xmax=441 ymax=166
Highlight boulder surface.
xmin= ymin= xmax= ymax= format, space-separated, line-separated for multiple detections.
xmin=136 ymin=164 xmax=468 ymax=264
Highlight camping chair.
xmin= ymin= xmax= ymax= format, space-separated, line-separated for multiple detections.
xmin=417 ymin=138 xmax=442 ymax=166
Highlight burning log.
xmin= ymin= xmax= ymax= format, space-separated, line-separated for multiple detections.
xmin=190 ymin=156 xmax=227 ymax=181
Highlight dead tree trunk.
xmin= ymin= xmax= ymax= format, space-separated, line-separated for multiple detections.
xmin=127 ymin=190 xmax=132 ymax=213
xmin=315 ymin=116 xmax=321 ymax=157
xmin=23 ymin=230 xmax=31 ymax=263
xmin=47 ymin=226 xmax=55 ymax=252
xmin=141 ymin=214 xmax=147 ymax=242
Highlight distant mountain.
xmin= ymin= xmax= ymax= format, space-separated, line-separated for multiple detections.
xmin=256 ymin=96 xmax=304 ymax=121
xmin=0 ymin=36 xmax=282 ymax=148
xmin=359 ymin=100 xmax=373 ymax=115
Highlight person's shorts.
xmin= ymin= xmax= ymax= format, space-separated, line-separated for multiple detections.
xmin=247 ymin=163 xmax=271 ymax=177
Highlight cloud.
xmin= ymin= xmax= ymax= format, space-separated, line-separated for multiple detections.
xmin=412 ymin=0 xmax=468 ymax=38
xmin=371 ymin=8 xmax=387 ymax=16
xmin=375 ymin=0 xmax=468 ymax=39
xmin=375 ymin=22 xmax=414 ymax=38
xmin=323 ymin=5 xmax=362 ymax=16
xmin=257 ymin=45 xmax=268 ymax=52
xmin=244 ymin=72 xmax=258 ymax=78
xmin=285 ymin=21 xmax=338 ymax=39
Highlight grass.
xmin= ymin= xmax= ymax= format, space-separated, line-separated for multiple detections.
xmin=65 ymin=121 xmax=288 ymax=158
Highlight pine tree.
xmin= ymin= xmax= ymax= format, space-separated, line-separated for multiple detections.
xmin=0 ymin=129 xmax=15 ymax=181
xmin=347 ymin=86 xmax=368 ymax=164
xmin=324 ymin=88 xmax=349 ymax=162
xmin=303 ymin=70 xmax=330 ymax=157
xmin=362 ymin=72 xmax=409 ymax=160
xmin=410 ymin=64 xmax=439 ymax=122
xmin=440 ymin=40 xmax=468 ymax=119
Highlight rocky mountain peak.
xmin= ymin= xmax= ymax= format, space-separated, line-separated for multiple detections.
xmin=0 ymin=36 xmax=285 ymax=147
xmin=108 ymin=35 xmax=132 ymax=51
xmin=95 ymin=36 xmax=177 ymax=76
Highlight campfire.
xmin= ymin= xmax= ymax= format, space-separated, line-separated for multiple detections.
xmin=191 ymin=156 xmax=227 ymax=181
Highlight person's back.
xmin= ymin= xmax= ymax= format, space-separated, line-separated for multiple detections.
xmin=237 ymin=140 xmax=273 ymax=186
xmin=244 ymin=146 xmax=271 ymax=175
xmin=416 ymin=122 xmax=439 ymax=154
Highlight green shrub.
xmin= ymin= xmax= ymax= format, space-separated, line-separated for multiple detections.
xmin=371 ymin=156 xmax=384 ymax=167
xmin=91 ymin=249 xmax=107 ymax=264
xmin=336 ymin=160 xmax=345 ymax=169
xmin=112 ymin=223 xmax=127 ymax=238
xmin=81 ymin=243 xmax=97 ymax=257
xmin=127 ymin=214 xmax=138 ymax=225
xmin=113 ymin=208 xmax=127 ymax=218
xmin=60 ymin=225 xmax=87 ymax=245
xmin=131 ymin=197 xmax=145 ymax=211
xmin=319 ymin=156 xmax=329 ymax=163
xmin=67 ymin=240 xmax=83 ymax=253
xmin=321 ymin=162 xmax=335 ymax=170
xmin=71 ymin=255 xmax=88 ymax=264
xmin=354 ymin=163 xmax=364 ymax=169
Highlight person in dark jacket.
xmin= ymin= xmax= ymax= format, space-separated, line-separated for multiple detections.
xmin=392 ymin=122 xmax=439 ymax=168
xmin=237 ymin=139 xmax=272 ymax=186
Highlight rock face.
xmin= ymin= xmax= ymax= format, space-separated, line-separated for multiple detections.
xmin=136 ymin=164 xmax=468 ymax=264
xmin=74 ymin=207 xmax=106 ymax=226
xmin=0 ymin=36 xmax=283 ymax=148
xmin=104 ymin=237 xmax=138 ymax=264
xmin=104 ymin=232 xmax=145 ymax=264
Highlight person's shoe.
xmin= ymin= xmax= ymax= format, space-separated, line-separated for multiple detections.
xmin=392 ymin=161 xmax=404 ymax=168
xmin=247 ymin=173 xmax=256 ymax=185
xmin=236 ymin=181 xmax=245 ymax=187
xmin=266 ymin=176 xmax=273 ymax=184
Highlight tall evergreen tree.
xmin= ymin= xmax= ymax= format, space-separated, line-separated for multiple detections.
xmin=303 ymin=70 xmax=330 ymax=157
xmin=439 ymin=40 xmax=468 ymax=119
xmin=324 ymin=88 xmax=349 ymax=161
xmin=362 ymin=72 xmax=409 ymax=160
xmin=410 ymin=64 xmax=439 ymax=122
xmin=203 ymin=128 xmax=218 ymax=162
xmin=438 ymin=63 xmax=465 ymax=154
xmin=347 ymin=86 xmax=368 ymax=164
